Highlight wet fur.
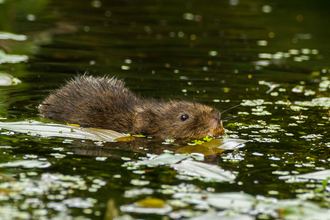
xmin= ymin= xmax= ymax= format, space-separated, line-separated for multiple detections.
xmin=40 ymin=75 xmax=223 ymax=139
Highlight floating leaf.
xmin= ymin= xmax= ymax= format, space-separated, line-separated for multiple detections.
xmin=173 ymin=192 xmax=256 ymax=210
xmin=0 ymin=32 xmax=27 ymax=41
xmin=66 ymin=123 xmax=80 ymax=127
xmin=0 ymin=72 xmax=21 ymax=86
xmin=0 ymin=50 xmax=28 ymax=64
xmin=0 ymin=120 xmax=126 ymax=142
xmin=134 ymin=198 xmax=167 ymax=208
xmin=294 ymin=97 xmax=330 ymax=108
xmin=312 ymin=97 xmax=330 ymax=107
xmin=136 ymin=153 xmax=190 ymax=166
xmin=135 ymin=154 xmax=235 ymax=182
xmin=171 ymin=159 xmax=236 ymax=182
xmin=174 ymin=192 xmax=330 ymax=219
xmin=0 ymin=160 xmax=51 ymax=169
xmin=121 ymin=198 xmax=172 ymax=214
xmin=115 ymin=136 xmax=136 ymax=142
xmin=189 ymin=213 xmax=254 ymax=220
xmin=279 ymin=169 xmax=330 ymax=181
xmin=186 ymin=198 xmax=330 ymax=220
xmin=256 ymin=199 xmax=330 ymax=219
xmin=176 ymin=138 xmax=247 ymax=156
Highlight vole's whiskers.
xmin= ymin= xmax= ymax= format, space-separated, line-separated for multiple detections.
xmin=221 ymin=104 xmax=241 ymax=115
xmin=222 ymin=115 xmax=238 ymax=122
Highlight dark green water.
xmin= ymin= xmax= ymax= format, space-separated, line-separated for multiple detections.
xmin=0 ymin=0 xmax=329 ymax=219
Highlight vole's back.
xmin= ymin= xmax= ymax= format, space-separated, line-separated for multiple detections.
xmin=40 ymin=75 xmax=140 ymax=133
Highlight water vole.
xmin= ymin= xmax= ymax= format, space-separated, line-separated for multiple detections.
xmin=40 ymin=75 xmax=225 ymax=139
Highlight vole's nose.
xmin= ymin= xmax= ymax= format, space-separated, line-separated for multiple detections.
xmin=212 ymin=112 xmax=221 ymax=124
xmin=209 ymin=112 xmax=225 ymax=137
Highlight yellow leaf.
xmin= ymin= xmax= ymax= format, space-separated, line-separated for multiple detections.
xmin=67 ymin=123 xmax=81 ymax=127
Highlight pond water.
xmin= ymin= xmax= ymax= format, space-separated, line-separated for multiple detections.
xmin=0 ymin=0 xmax=330 ymax=219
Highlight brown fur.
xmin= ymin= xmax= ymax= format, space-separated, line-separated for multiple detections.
xmin=40 ymin=75 xmax=224 ymax=139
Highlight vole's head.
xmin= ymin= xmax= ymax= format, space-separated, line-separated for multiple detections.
xmin=133 ymin=101 xmax=225 ymax=139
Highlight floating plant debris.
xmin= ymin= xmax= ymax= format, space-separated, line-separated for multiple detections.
xmin=120 ymin=198 xmax=172 ymax=214
xmin=0 ymin=73 xmax=21 ymax=86
xmin=0 ymin=120 xmax=125 ymax=142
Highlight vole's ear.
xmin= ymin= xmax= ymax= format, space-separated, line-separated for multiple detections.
xmin=133 ymin=108 xmax=160 ymax=136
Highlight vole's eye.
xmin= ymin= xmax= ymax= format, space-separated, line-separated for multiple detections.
xmin=181 ymin=114 xmax=189 ymax=121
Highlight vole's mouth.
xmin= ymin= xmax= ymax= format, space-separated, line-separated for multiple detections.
xmin=208 ymin=119 xmax=225 ymax=137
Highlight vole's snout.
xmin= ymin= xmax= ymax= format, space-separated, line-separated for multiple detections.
xmin=209 ymin=112 xmax=225 ymax=137
xmin=212 ymin=113 xmax=221 ymax=123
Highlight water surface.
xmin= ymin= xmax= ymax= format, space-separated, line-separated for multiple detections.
xmin=0 ymin=0 xmax=329 ymax=219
